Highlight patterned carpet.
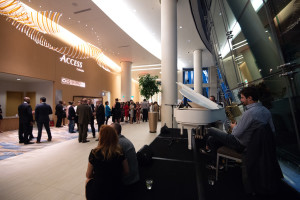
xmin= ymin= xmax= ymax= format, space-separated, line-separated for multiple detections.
xmin=0 ymin=125 xmax=80 ymax=161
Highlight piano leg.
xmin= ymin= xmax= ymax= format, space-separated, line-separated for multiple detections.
xmin=187 ymin=129 xmax=192 ymax=150
xmin=180 ymin=124 xmax=193 ymax=150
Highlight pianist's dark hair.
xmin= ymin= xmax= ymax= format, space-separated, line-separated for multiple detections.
xmin=239 ymin=82 xmax=273 ymax=109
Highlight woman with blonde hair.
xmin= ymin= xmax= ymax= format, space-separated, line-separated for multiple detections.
xmin=86 ymin=125 xmax=129 ymax=200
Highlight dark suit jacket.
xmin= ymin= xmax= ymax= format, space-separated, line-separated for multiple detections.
xmin=76 ymin=104 xmax=92 ymax=124
xmin=35 ymin=102 xmax=53 ymax=123
xmin=89 ymin=104 xmax=95 ymax=119
xmin=55 ymin=103 xmax=63 ymax=116
xmin=68 ymin=106 xmax=76 ymax=120
xmin=245 ymin=122 xmax=283 ymax=194
xmin=96 ymin=104 xmax=105 ymax=122
xmin=18 ymin=102 xmax=33 ymax=123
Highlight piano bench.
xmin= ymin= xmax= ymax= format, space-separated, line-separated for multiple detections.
xmin=216 ymin=146 xmax=243 ymax=181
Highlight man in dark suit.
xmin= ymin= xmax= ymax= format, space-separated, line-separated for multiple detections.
xmin=76 ymin=98 xmax=92 ymax=143
xmin=68 ymin=101 xmax=76 ymax=133
xmin=87 ymin=99 xmax=96 ymax=138
xmin=55 ymin=101 xmax=63 ymax=127
xmin=96 ymin=100 xmax=105 ymax=133
xmin=35 ymin=97 xmax=53 ymax=143
xmin=18 ymin=97 xmax=34 ymax=144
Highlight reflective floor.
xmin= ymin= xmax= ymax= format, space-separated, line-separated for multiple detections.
xmin=0 ymin=121 xmax=160 ymax=200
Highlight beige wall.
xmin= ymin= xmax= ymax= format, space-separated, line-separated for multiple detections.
xmin=0 ymin=15 xmax=121 ymax=109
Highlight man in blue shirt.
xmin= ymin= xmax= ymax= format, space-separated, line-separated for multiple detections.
xmin=206 ymin=86 xmax=275 ymax=154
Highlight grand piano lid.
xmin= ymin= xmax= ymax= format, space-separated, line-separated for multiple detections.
xmin=177 ymin=82 xmax=220 ymax=110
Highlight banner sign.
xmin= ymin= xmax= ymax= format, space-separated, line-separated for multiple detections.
xmin=61 ymin=77 xmax=85 ymax=88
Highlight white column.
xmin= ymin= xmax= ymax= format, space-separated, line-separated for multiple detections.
xmin=121 ymin=61 xmax=132 ymax=102
xmin=161 ymin=0 xmax=177 ymax=128
xmin=193 ymin=49 xmax=202 ymax=94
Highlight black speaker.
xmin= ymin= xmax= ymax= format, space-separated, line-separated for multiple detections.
xmin=137 ymin=145 xmax=153 ymax=166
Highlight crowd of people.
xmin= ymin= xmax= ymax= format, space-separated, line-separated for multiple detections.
xmin=53 ymin=98 xmax=160 ymax=143
xmin=17 ymin=96 xmax=160 ymax=145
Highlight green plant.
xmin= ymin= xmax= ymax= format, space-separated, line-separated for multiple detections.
xmin=138 ymin=74 xmax=160 ymax=101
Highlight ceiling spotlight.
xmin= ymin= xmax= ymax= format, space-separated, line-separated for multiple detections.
xmin=179 ymin=26 xmax=182 ymax=29
xmin=17 ymin=78 xmax=21 ymax=81
xmin=68 ymin=17 xmax=71 ymax=20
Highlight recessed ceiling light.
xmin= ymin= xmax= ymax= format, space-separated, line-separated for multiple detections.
xmin=78 ymin=21 xmax=80 ymax=23
xmin=179 ymin=26 xmax=182 ymax=29
xmin=68 ymin=17 xmax=71 ymax=20
xmin=17 ymin=78 xmax=21 ymax=81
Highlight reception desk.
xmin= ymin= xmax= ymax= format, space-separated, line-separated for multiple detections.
xmin=1 ymin=117 xmax=19 ymax=132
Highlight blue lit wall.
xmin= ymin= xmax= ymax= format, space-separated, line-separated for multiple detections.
xmin=183 ymin=68 xmax=209 ymax=84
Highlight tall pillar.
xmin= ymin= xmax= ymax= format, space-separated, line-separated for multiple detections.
xmin=161 ymin=0 xmax=177 ymax=128
xmin=193 ymin=49 xmax=202 ymax=94
xmin=121 ymin=61 xmax=132 ymax=102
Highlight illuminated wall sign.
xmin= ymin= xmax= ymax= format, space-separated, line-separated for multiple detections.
xmin=61 ymin=77 xmax=85 ymax=88
xmin=59 ymin=55 xmax=84 ymax=72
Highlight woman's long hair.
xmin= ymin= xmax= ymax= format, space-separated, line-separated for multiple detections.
xmin=92 ymin=125 xmax=122 ymax=160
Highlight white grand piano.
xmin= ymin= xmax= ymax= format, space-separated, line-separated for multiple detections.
xmin=174 ymin=82 xmax=226 ymax=150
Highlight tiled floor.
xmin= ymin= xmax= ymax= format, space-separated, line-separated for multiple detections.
xmin=0 ymin=121 xmax=160 ymax=200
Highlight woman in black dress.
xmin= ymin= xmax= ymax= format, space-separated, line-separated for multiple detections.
xmin=86 ymin=125 xmax=129 ymax=200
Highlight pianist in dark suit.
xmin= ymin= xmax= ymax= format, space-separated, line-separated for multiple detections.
xmin=35 ymin=97 xmax=53 ymax=143
xmin=205 ymin=86 xmax=275 ymax=155
xmin=18 ymin=97 xmax=34 ymax=144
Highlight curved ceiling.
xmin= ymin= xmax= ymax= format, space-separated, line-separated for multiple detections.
xmin=22 ymin=0 xmax=214 ymax=80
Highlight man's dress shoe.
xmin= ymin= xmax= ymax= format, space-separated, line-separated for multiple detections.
xmin=24 ymin=142 xmax=34 ymax=145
